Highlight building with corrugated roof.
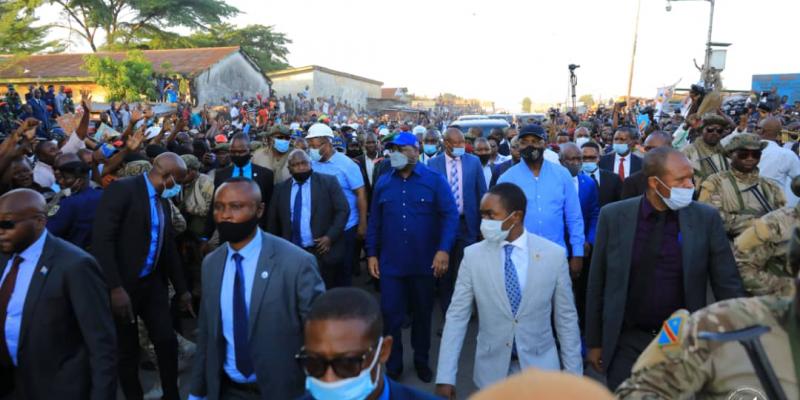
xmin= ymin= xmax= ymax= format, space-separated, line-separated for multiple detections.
xmin=268 ymin=65 xmax=382 ymax=111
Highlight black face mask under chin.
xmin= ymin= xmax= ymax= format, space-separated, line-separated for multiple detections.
xmin=292 ymin=169 xmax=313 ymax=183
xmin=520 ymin=146 xmax=543 ymax=163
xmin=231 ymin=154 xmax=251 ymax=168
xmin=217 ymin=216 xmax=260 ymax=243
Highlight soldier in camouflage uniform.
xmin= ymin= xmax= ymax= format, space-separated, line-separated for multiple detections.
xmin=681 ymin=114 xmax=730 ymax=183
xmin=616 ymin=228 xmax=800 ymax=400
xmin=732 ymin=176 xmax=800 ymax=296
xmin=4 ymin=84 xmax=22 ymax=115
xmin=698 ymin=133 xmax=785 ymax=239
xmin=62 ymin=88 xmax=75 ymax=114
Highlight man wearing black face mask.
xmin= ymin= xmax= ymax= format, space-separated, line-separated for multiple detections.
xmin=209 ymin=133 xmax=274 ymax=233
xmin=267 ymin=150 xmax=350 ymax=289
xmin=46 ymin=160 xmax=103 ymax=250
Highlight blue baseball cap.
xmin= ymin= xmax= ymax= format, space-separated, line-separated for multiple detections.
xmin=391 ymin=132 xmax=419 ymax=148
xmin=518 ymin=124 xmax=547 ymax=140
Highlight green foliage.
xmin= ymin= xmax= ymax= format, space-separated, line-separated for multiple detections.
xmin=185 ymin=24 xmax=291 ymax=72
xmin=521 ymin=97 xmax=532 ymax=113
xmin=83 ymin=50 xmax=157 ymax=101
xmin=0 ymin=0 xmax=62 ymax=54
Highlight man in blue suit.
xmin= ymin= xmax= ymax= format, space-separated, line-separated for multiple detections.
xmin=27 ymin=88 xmax=50 ymax=137
xmin=427 ymin=127 xmax=487 ymax=315
xmin=559 ymin=142 xmax=599 ymax=333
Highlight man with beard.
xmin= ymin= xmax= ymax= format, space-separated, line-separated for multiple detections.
xmin=497 ymin=124 xmax=585 ymax=279
xmin=681 ymin=114 xmax=730 ymax=183
xmin=188 ymin=178 xmax=324 ymax=400
xmin=252 ymin=125 xmax=293 ymax=184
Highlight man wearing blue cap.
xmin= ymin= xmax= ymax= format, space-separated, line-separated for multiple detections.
xmin=497 ymin=124 xmax=585 ymax=279
xmin=366 ymin=132 xmax=459 ymax=383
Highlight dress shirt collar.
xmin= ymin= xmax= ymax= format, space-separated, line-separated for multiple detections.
xmin=16 ymin=229 xmax=48 ymax=265
xmin=143 ymin=173 xmax=156 ymax=198
xmin=226 ymin=228 xmax=262 ymax=261
xmin=445 ymin=152 xmax=461 ymax=162
xmin=502 ymin=229 xmax=528 ymax=251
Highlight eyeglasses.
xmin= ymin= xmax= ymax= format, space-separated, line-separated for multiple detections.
xmin=0 ymin=215 xmax=41 ymax=230
xmin=735 ymin=150 xmax=762 ymax=160
xmin=295 ymin=346 xmax=376 ymax=379
xmin=705 ymin=128 xmax=725 ymax=134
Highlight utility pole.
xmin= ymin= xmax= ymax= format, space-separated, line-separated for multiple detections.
xmin=626 ymin=0 xmax=642 ymax=104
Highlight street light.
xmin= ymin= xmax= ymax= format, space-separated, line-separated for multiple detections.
xmin=665 ymin=0 xmax=717 ymax=88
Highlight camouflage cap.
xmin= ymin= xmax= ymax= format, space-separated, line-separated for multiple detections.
xmin=213 ymin=143 xmax=230 ymax=152
xmin=268 ymin=125 xmax=291 ymax=137
xmin=119 ymin=160 xmax=152 ymax=178
xmin=723 ymin=133 xmax=767 ymax=155
xmin=180 ymin=154 xmax=202 ymax=170
xmin=701 ymin=113 xmax=730 ymax=128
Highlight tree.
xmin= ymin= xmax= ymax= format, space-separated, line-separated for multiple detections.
xmin=579 ymin=94 xmax=595 ymax=107
xmin=185 ymin=24 xmax=291 ymax=72
xmin=83 ymin=50 xmax=159 ymax=101
xmin=0 ymin=0 xmax=62 ymax=54
xmin=521 ymin=97 xmax=532 ymax=113
xmin=47 ymin=0 xmax=239 ymax=51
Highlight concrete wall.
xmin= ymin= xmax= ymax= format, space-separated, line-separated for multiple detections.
xmin=194 ymin=52 xmax=271 ymax=106
xmin=270 ymin=69 xmax=381 ymax=110
xmin=270 ymin=71 xmax=314 ymax=101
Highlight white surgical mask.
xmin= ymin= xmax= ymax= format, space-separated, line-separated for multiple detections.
xmin=613 ymin=143 xmax=630 ymax=156
xmin=575 ymin=137 xmax=590 ymax=148
xmin=480 ymin=214 xmax=514 ymax=243
xmin=389 ymin=151 xmax=409 ymax=169
xmin=309 ymin=148 xmax=322 ymax=162
xmin=655 ymin=177 xmax=694 ymax=210
xmin=305 ymin=337 xmax=383 ymax=400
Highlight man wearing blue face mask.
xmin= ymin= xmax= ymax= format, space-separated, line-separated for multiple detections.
xmin=419 ymin=131 xmax=440 ymax=165
xmin=585 ymin=147 xmax=746 ymax=391
xmin=252 ymin=125 xmax=293 ymax=183
xmin=298 ymin=288 xmax=439 ymax=400
xmin=598 ymin=127 xmax=642 ymax=182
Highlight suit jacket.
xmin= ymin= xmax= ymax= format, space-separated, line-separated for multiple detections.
xmin=296 ymin=378 xmax=439 ymax=400
xmin=621 ymin=170 xmax=648 ymax=200
xmin=428 ymin=153 xmax=487 ymax=243
xmin=353 ymin=153 xmax=383 ymax=203
xmin=489 ymin=159 xmax=514 ymax=188
xmin=91 ymin=175 xmax=186 ymax=294
xmin=267 ymin=172 xmax=350 ymax=265
xmin=576 ymin=173 xmax=600 ymax=246
xmin=585 ymin=197 xmax=746 ymax=366
xmin=598 ymin=153 xmax=642 ymax=178
xmin=436 ymin=233 xmax=582 ymax=389
xmin=190 ymin=231 xmax=325 ymax=400
xmin=207 ymin=163 xmax=275 ymax=234
xmin=2 ymin=234 xmax=116 ymax=400
xmin=588 ymin=169 xmax=623 ymax=207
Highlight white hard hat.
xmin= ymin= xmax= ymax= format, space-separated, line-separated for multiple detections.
xmin=412 ymin=125 xmax=427 ymax=135
xmin=306 ymin=123 xmax=334 ymax=139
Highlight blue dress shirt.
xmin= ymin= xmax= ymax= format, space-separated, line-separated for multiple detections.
xmin=233 ymin=162 xmax=253 ymax=179
xmin=497 ymin=160 xmax=585 ymax=256
xmin=312 ymin=152 xmax=364 ymax=230
xmin=290 ymin=179 xmax=314 ymax=247
xmin=141 ymin=174 xmax=161 ymax=277
xmin=366 ymin=163 xmax=459 ymax=276
xmin=220 ymin=231 xmax=262 ymax=383
xmin=2 ymin=229 xmax=47 ymax=366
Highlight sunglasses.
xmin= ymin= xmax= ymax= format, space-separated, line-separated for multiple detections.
xmin=705 ymin=128 xmax=725 ymax=134
xmin=735 ymin=150 xmax=762 ymax=160
xmin=295 ymin=347 xmax=376 ymax=379
xmin=0 ymin=215 xmax=41 ymax=230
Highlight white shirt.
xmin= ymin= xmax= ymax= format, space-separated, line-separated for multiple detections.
xmin=494 ymin=154 xmax=511 ymax=164
xmin=759 ymin=140 xmax=800 ymax=206
xmin=613 ymin=153 xmax=632 ymax=180
xmin=572 ymin=175 xmax=580 ymax=193
xmin=543 ymin=148 xmax=560 ymax=164
xmin=60 ymin=132 xmax=86 ymax=154
xmin=365 ymin=154 xmax=376 ymax=185
xmin=33 ymin=162 xmax=56 ymax=189
xmin=500 ymin=231 xmax=529 ymax=292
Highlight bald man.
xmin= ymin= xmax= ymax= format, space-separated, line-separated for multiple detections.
xmin=92 ymin=152 xmax=192 ymax=400
xmin=758 ymin=116 xmax=800 ymax=206
xmin=0 ymin=189 xmax=116 ymax=399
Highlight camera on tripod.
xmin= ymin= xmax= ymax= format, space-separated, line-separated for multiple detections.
xmin=568 ymin=64 xmax=580 ymax=71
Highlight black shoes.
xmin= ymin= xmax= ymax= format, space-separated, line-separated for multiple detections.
xmin=387 ymin=368 xmax=403 ymax=381
xmin=415 ymin=364 xmax=433 ymax=383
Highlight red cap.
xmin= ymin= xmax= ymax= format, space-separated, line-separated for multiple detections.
xmin=214 ymin=134 xmax=228 ymax=144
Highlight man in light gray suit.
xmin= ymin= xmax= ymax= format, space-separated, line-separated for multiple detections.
xmin=435 ymin=183 xmax=582 ymax=399
xmin=189 ymin=178 xmax=325 ymax=400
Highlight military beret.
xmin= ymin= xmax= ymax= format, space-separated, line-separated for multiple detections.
xmin=723 ymin=133 xmax=767 ymax=155
xmin=180 ymin=154 xmax=202 ymax=170
xmin=268 ymin=125 xmax=291 ymax=136
xmin=213 ymin=143 xmax=230 ymax=151
xmin=701 ymin=113 xmax=730 ymax=128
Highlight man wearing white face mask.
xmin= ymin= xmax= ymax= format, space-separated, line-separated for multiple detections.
xmin=585 ymin=147 xmax=746 ymax=391
xmin=598 ymin=127 xmax=642 ymax=181
xmin=435 ymin=183 xmax=582 ymax=399
xmin=298 ymin=288 xmax=439 ymax=400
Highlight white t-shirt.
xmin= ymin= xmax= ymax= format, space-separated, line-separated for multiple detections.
xmin=60 ymin=132 xmax=86 ymax=154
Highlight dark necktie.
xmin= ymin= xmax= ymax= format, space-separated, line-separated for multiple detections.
xmin=292 ymin=182 xmax=304 ymax=246
xmin=231 ymin=253 xmax=253 ymax=377
xmin=0 ymin=256 xmax=24 ymax=367
xmin=590 ymin=172 xmax=599 ymax=188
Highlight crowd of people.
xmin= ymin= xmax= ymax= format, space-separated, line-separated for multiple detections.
xmin=1 ymin=79 xmax=800 ymax=400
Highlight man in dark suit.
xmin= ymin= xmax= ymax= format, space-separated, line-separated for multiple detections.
xmin=353 ymin=132 xmax=382 ymax=204
xmin=298 ymin=288 xmax=439 ymax=400
xmin=92 ymin=152 xmax=192 ymax=400
xmin=189 ymin=178 xmax=325 ymax=400
xmin=598 ymin=127 xmax=642 ymax=181
xmin=212 ymin=133 xmax=274 ymax=231
xmin=268 ymin=150 xmax=350 ymax=289
xmin=427 ymin=127 xmax=487 ymax=314
xmin=0 ymin=189 xmax=116 ymax=400
xmin=489 ymin=136 xmax=519 ymax=188
xmin=585 ymin=147 xmax=746 ymax=390
xmin=581 ymin=141 xmax=622 ymax=207
xmin=621 ymin=131 xmax=673 ymax=199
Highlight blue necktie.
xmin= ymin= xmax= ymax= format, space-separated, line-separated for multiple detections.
xmin=231 ymin=253 xmax=253 ymax=377
xmin=503 ymin=245 xmax=521 ymax=315
xmin=292 ymin=182 xmax=304 ymax=246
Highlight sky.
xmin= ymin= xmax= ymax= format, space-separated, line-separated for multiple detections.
xmin=37 ymin=0 xmax=800 ymax=111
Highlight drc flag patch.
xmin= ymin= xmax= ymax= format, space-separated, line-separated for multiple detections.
xmin=658 ymin=311 xmax=688 ymax=348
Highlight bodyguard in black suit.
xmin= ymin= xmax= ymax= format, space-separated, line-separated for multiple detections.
xmin=92 ymin=153 xmax=192 ymax=400
xmin=585 ymin=148 xmax=746 ymax=390
xmin=211 ymin=134 xmax=274 ymax=232
xmin=268 ymin=150 xmax=350 ymax=288
xmin=621 ymin=131 xmax=674 ymax=200
xmin=353 ymin=132 xmax=382 ymax=203
xmin=598 ymin=127 xmax=643 ymax=182
xmin=0 ymin=189 xmax=116 ymax=400
xmin=581 ymin=141 xmax=622 ymax=207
